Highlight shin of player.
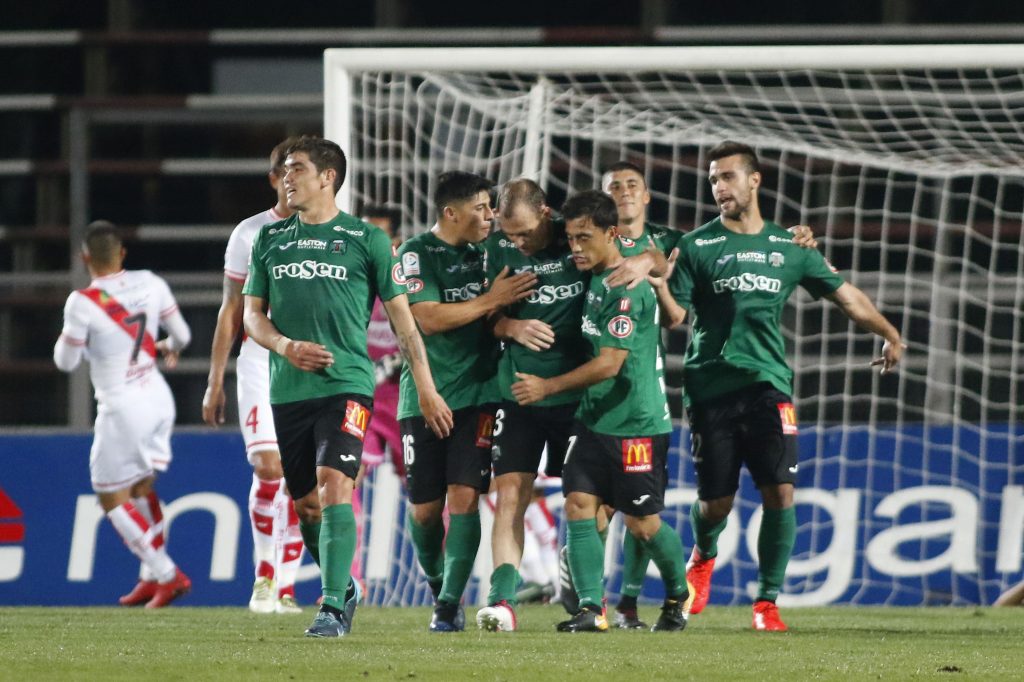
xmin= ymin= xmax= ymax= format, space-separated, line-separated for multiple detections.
xmin=243 ymin=136 xmax=451 ymax=638
xmin=54 ymin=221 xmax=192 ymax=609
xmin=398 ymin=172 xmax=536 ymax=632
xmin=512 ymin=192 xmax=690 ymax=633
xmin=202 ymin=138 xmax=304 ymax=614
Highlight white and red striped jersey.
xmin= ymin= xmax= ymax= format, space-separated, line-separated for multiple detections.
xmin=54 ymin=270 xmax=191 ymax=403
xmin=225 ymin=207 xmax=285 ymax=368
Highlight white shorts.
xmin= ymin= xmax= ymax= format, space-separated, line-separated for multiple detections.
xmin=90 ymin=380 xmax=175 ymax=493
xmin=236 ymin=339 xmax=278 ymax=464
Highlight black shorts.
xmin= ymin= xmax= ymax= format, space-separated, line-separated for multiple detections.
xmin=561 ymin=422 xmax=669 ymax=518
xmin=271 ymin=393 xmax=374 ymax=500
xmin=400 ymin=404 xmax=497 ymax=505
xmin=491 ymin=400 xmax=577 ymax=478
xmin=686 ymin=382 xmax=800 ymax=500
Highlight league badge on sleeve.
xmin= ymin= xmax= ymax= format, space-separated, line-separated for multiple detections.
xmin=608 ymin=315 xmax=634 ymax=338
xmin=402 ymin=252 xmax=420 ymax=276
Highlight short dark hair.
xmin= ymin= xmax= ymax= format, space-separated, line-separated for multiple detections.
xmin=561 ymin=190 xmax=618 ymax=231
xmin=361 ymin=204 xmax=403 ymax=228
xmin=497 ymin=178 xmax=547 ymax=218
xmin=707 ymin=140 xmax=760 ymax=174
xmin=434 ymin=171 xmax=494 ymax=214
xmin=602 ymin=161 xmax=646 ymax=181
xmin=286 ymin=135 xmax=347 ymax=193
xmin=270 ymin=136 xmax=300 ymax=175
xmin=83 ymin=220 xmax=123 ymax=266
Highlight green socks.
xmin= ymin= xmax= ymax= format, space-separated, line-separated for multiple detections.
xmin=319 ymin=504 xmax=356 ymax=610
xmin=439 ymin=512 xmax=481 ymax=604
xmin=620 ymin=531 xmax=651 ymax=598
xmin=299 ymin=519 xmax=322 ymax=566
xmin=487 ymin=562 xmax=520 ymax=606
xmin=567 ymin=518 xmax=606 ymax=610
xmin=407 ymin=513 xmax=445 ymax=585
xmin=690 ymin=501 xmax=727 ymax=560
xmin=756 ymin=507 xmax=796 ymax=602
xmin=637 ymin=522 xmax=688 ymax=598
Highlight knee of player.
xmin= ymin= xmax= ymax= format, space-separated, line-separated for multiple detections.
xmin=252 ymin=452 xmax=283 ymax=481
xmin=701 ymin=497 xmax=734 ymax=522
xmin=623 ymin=514 xmax=660 ymax=542
xmin=563 ymin=494 xmax=599 ymax=521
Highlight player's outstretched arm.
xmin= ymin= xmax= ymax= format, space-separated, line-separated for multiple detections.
xmin=242 ymin=294 xmax=334 ymax=372
xmin=511 ymin=346 xmax=627 ymax=405
xmin=825 ymin=282 xmax=905 ymax=374
xmin=203 ymin=276 xmax=244 ymax=425
xmin=492 ymin=312 xmax=555 ymax=351
xmin=383 ymin=293 xmax=454 ymax=438
xmin=605 ymin=245 xmax=667 ymax=290
xmin=411 ymin=266 xmax=537 ymax=336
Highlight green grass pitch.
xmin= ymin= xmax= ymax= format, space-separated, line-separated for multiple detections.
xmin=1 ymin=605 xmax=1020 ymax=680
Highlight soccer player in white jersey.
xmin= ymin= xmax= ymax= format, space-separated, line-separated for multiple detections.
xmin=202 ymin=138 xmax=307 ymax=614
xmin=54 ymin=221 xmax=192 ymax=608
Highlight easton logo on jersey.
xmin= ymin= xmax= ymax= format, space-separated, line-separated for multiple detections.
xmin=622 ymin=438 xmax=653 ymax=473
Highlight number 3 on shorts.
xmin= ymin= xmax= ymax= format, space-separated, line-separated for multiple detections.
xmin=402 ymin=433 xmax=415 ymax=467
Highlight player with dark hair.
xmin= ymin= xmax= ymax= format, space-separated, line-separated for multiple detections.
xmin=203 ymin=137 xmax=308 ymax=614
xmin=243 ymin=136 xmax=452 ymax=638
xmin=476 ymin=178 xmax=664 ymax=631
xmin=512 ymin=190 xmax=691 ymax=633
xmin=398 ymin=171 xmax=537 ymax=632
xmin=674 ymin=140 xmax=904 ymax=631
xmin=54 ymin=221 xmax=192 ymax=608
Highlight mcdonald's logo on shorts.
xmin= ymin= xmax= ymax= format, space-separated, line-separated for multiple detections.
xmin=621 ymin=437 xmax=653 ymax=473
xmin=475 ymin=413 xmax=495 ymax=449
xmin=777 ymin=403 xmax=798 ymax=436
xmin=342 ymin=400 xmax=371 ymax=441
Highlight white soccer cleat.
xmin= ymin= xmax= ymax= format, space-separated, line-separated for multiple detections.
xmin=476 ymin=600 xmax=517 ymax=632
xmin=248 ymin=576 xmax=276 ymax=614
xmin=275 ymin=593 xmax=302 ymax=614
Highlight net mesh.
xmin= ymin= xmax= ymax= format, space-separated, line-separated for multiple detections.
xmin=336 ymin=60 xmax=1024 ymax=607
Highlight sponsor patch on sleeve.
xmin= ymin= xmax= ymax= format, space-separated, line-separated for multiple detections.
xmin=405 ymin=277 xmax=424 ymax=294
xmin=608 ymin=315 xmax=634 ymax=338
xmin=618 ymin=297 xmax=631 ymax=312
xmin=777 ymin=402 xmax=799 ymax=435
xmin=621 ymin=437 xmax=653 ymax=473
xmin=391 ymin=262 xmax=407 ymax=285
xmin=342 ymin=400 xmax=371 ymax=441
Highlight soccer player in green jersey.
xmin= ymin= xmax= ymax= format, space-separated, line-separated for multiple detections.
xmin=673 ymin=141 xmax=904 ymax=631
xmin=398 ymin=171 xmax=538 ymax=632
xmin=242 ymin=136 xmax=453 ymax=638
xmin=513 ymin=190 xmax=691 ymax=633
xmin=476 ymin=179 xmax=666 ymax=632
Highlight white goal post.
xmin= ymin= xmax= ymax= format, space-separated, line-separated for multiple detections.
xmin=325 ymin=46 xmax=1024 ymax=608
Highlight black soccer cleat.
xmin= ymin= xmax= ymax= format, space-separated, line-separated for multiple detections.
xmin=651 ymin=598 xmax=687 ymax=632
xmin=429 ymin=601 xmax=465 ymax=632
xmin=556 ymin=606 xmax=608 ymax=633
xmin=304 ymin=606 xmax=348 ymax=638
xmin=613 ymin=606 xmax=648 ymax=630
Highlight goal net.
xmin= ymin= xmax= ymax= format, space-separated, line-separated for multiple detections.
xmin=325 ymin=46 xmax=1024 ymax=607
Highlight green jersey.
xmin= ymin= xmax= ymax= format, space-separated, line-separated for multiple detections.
xmin=617 ymin=221 xmax=686 ymax=296
xmin=673 ymin=217 xmax=845 ymax=405
xmin=485 ymin=218 xmax=588 ymax=406
xmin=397 ymin=230 xmax=500 ymax=418
xmin=243 ymin=212 xmax=404 ymax=404
xmin=577 ymin=269 xmax=671 ymax=437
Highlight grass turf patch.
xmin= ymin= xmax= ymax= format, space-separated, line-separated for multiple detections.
xmin=0 ymin=605 xmax=1019 ymax=680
